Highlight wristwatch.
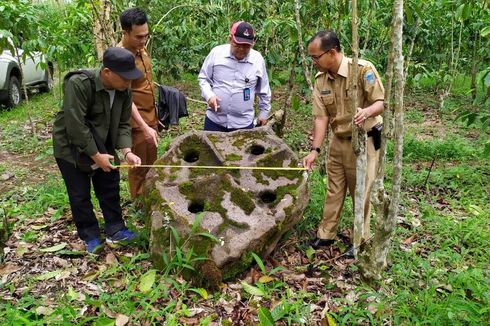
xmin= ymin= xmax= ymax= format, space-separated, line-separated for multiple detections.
xmin=310 ymin=147 xmax=321 ymax=154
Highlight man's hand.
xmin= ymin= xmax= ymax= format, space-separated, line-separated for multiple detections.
xmin=208 ymin=96 xmax=221 ymax=112
xmin=125 ymin=152 xmax=141 ymax=167
xmin=303 ymin=151 xmax=318 ymax=170
xmin=91 ymin=153 xmax=116 ymax=172
xmin=143 ymin=125 xmax=158 ymax=146
xmin=354 ymin=107 xmax=369 ymax=126
xmin=256 ymin=118 xmax=267 ymax=126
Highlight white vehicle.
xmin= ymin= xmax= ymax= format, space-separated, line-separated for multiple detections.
xmin=0 ymin=46 xmax=53 ymax=107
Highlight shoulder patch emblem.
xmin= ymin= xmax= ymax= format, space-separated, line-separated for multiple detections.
xmin=365 ymin=70 xmax=376 ymax=85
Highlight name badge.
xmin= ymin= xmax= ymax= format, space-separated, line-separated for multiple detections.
xmin=320 ymin=89 xmax=331 ymax=95
xmin=243 ymin=88 xmax=251 ymax=101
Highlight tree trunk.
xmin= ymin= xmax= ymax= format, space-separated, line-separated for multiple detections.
xmin=404 ymin=16 xmax=420 ymax=79
xmin=438 ymin=17 xmax=463 ymax=111
xmin=90 ymin=0 xmax=116 ymax=62
xmin=470 ymin=32 xmax=480 ymax=101
xmin=350 ymin=0 xmax=366 ymax=259
xmin=337 ymin=0 xmax=343 ymax=33
xmin=294 ymin=0 xmax=313 ymax=92
xmin=360 ymin=0 xmax=404 ymax=280
xmin=362 ymin=0 xmax=376 ymax=54
xmin=275 ymin=50 xmax=299 ymax=138
xmin=13 ymin=48 xmax=36 ymax=137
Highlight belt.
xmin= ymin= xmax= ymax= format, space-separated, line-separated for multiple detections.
xmin=336 ymin=132 xmax=373 ymax=141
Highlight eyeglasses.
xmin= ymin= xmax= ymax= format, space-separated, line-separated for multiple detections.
xmin=309 ymin=49 xmax=331 ymax=62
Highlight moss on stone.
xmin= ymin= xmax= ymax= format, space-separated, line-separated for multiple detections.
xmin=221 ymin=250 xmax=256 ymax=280
xmin=207 ymin=134 xmax=219 ymax=144
xmin=255 ymin=153 xmax=301 ymax=181
xmin=272 ymin=184 xmax=299 ymax=206
xmin=176 ymin=135 xmax=222 ymax=180
xmin=230 ymin=186 xmax=255 ymax=215
xmin=178 ymin=181 xmax=194 ymax=196
xmin=225 ymin=153 xmax=242 ymax=161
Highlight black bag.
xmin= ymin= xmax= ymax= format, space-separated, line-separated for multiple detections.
xmin=64 ymin=70 xmax=108 ymax=173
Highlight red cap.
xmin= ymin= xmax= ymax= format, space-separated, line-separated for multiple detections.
xmin=230 ymin=21 xmax=255 ymax=45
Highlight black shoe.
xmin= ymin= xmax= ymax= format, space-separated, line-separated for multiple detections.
xmin=344 ymin=245 xmax=355 ymax=258
xmin=311 ymin=238 xmax=335 ymax=249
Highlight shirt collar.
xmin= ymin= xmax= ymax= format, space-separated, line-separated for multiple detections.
xmin=337 ymin=54 xmax=349 ymax=78
xmin=95 ymin=68 xmax=105 ymax=92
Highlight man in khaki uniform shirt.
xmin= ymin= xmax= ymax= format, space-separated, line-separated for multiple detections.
xmin=303 ymin=30 xmax=384 ymax=255
xmin=119 ymin=7 xmax=159 ymax=199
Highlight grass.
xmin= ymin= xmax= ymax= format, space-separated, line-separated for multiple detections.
xmin=0 ymin=74 xmax=489 ymax=324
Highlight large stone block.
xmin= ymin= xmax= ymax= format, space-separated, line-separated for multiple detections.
xmin=144 ymin=127 xmax=309 ymax=285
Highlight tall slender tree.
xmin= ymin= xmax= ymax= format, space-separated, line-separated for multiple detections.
xmin=350 ymin=0 xmax=367 ymax=259
xmin=359 ymin=0 xmax=405 ymax=279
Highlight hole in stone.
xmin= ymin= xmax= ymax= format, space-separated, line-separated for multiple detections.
xmin=184 ymin=150 xmax=199 ymax=163
xmin=259 ymin=190 xmax=277 ymax=204
xmin=188 ymin=200 xmax=204 ymax=214
xmin=249 ymin=144 xmax=265 ymax=155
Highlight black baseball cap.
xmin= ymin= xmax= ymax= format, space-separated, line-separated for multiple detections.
xmin=103 ymin=47 xmax=143 ymax=80
xmin=231 ymin=21 xmax=256 ymax=45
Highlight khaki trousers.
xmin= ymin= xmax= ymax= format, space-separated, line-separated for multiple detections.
xmin=317 ymin=135 xmax=379 ymax=240
xmin=128 ymin=127 xmax=157 ymax=199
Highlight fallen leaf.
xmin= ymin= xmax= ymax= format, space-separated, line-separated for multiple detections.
xmin=33 ymin=270 xmax=63 ymax=281
xmin=241 ymin=282 xmax=266 ymax=297
xmin=101 ymin=305 xmax=117 ymax=318
xmin=71 ymin=242 xmax=85 ymax=251
xmin=367 ymin=303 xmax=378 ymax=314
xmin=139 ymin=269 xmax=156 ymax=293
xmin=35 ymin=306 xmax=54 ymax=316
xmin=0 ymin=264 xmax=21 ymax=277
xmin=190 ymin=287 xmax=208 ymax=299
xmin=258 ymin=275 xmax=274 ymax=284
xmin=186 ymin=308 xmax=205 ymax=317
xmin=105 ymin=253 xmax=118 ymax=266
xmin=39 ymin=243 xmax=67 ymax=253
xmin=402 ymin=234 xmax=417 ymax=245
xmin=116 ymin=314 xmax=129 ymax=326
xmin=31 ymin=224 xmax=48 ymax=230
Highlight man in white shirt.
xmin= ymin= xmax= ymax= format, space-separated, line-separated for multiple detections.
xmin=198 ymin=21 xmax=272 ymax=132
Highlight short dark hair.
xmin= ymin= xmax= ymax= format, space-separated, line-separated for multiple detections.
xmin=308 ymin=30 xmax=341 ymax=53
xmin=120 ymin=8 xmax=148 ymax=32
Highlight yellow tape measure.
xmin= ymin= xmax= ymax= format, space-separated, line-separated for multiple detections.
xmin=116 ymin=164 xmax=306 ymax=171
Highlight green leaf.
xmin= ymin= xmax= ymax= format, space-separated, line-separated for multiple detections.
xmin=192 ymin=212 xmax=204 ymax=232
xmin=291 ymin=95 xmax=300 ymax=111
xmin=241 ymin=282 xmax=266 ymax=297
xmin=251 ymin=252 xmax=266 ymax=274
xmin=139 ymin=269 xmax=157 ymax=293
xmin=305 ymin=246 xmax=316 ymax=261
xmin=31 ymin=224 xmax=48 ymax=230
xmin=33 ymin=269 xmax=62 ymax=281
xmin=325 ymin=312 xmax=337 ymax=326
xmin=189 ymin=287 xmax=208 ymax=299
xmin=258 ymin=306 xmax=275 ymax=325
xmin=481 ymin=26 xmax=490 ymax=38
xmin=39 ymin=243 xmax=67 ymax=252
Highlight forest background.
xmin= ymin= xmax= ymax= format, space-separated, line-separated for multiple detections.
xmin=0 ymin=0 xmax=489 ymax=325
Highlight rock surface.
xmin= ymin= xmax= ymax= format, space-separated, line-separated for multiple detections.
xmin=144 ymin=126 xmax=309 ymax=285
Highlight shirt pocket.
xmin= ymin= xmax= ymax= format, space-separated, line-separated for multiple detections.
xmin=321 ymin=94 xmax=336 ymax=116
xmin=87 ymin=102 xmax=105 ymax=120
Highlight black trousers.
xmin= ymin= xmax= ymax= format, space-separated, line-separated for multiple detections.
xmin=56 ymin=158 xmax=125 ymax=241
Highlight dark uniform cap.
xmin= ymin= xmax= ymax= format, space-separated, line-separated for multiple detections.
xmin=230 ymin=21 xmax=256 ymax=45
xmin=103 ymin=47 xmax=143 ymax=80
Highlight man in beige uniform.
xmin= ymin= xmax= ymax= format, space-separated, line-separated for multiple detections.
xmin=118 ymin=7 xmax=159 ymax=199
xmin=303 ymin=30 xmax=384 ymax=255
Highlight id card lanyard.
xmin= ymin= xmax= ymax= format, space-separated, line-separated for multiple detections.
xmin=243 ymin=77 xmax=252 ymax=101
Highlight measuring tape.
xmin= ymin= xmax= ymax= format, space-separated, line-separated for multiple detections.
xmin=116 ymin=164 xmax=306 ymax=171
